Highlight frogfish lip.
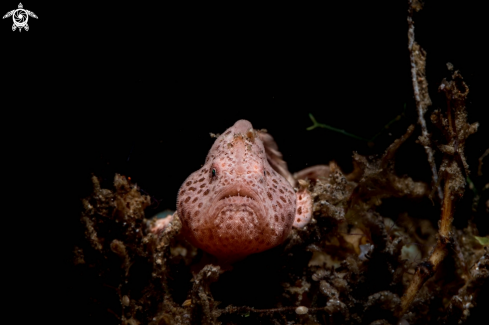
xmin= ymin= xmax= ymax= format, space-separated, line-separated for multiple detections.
xmin=208 ymin=185 xmax=265 ymax=219
xmin=216 ymin=186 xmax=261 ymax=203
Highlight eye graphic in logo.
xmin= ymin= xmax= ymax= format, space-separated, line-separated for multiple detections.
xmin=3 ymin=3 xmax=38 ymax=32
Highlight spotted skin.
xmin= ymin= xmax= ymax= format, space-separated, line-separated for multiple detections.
xmin=176 ymin=120 xmax=312 ymax=263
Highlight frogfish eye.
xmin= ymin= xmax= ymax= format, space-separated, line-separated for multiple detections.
xmin=212 ymin=168 xmax=216 ymax=177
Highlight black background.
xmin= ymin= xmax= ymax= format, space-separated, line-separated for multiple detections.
xmin=2 ymin=1 xmax=487 ymax=323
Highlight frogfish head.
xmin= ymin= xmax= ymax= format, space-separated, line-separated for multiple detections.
xmin=177 ymin=120 xmax=295 ymax=263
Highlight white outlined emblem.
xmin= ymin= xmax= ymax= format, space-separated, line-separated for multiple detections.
xmin=3 ymin=3 xmax=37 ymax=32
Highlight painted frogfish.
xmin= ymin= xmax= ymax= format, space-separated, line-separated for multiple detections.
xmin=165 ymin=120 xmax=313 ymax=263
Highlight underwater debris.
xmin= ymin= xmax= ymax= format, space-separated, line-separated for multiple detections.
xmin=398 ymin=68 xmax=478 ymax=318
xmin=295 ymin=306 xmax=308 ymax=314
xmin=190 ymin=264 xmax=222 ymax=325
xmin=76 ymin=175 xmax=195 ymax=324
xmin=407 ymin=0 xmax=441 ymax=202
xmin=346 ymin=125 xmax=429 ymax=228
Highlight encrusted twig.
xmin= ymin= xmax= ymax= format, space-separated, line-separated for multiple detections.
xmin=220 ymin=303 xmax=347 ymax=317
xmin=397 ymin=69 xmax=475 ymax=318
xmin=191 ymin=264 xmax=221 ymax=325
xmin=407 ymin=0 xmax=443 ymax=201
xmin=478 ymin=148 xmax=489 ymax=176
xmin=397 ymin=174 xmax=455 ymax=317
